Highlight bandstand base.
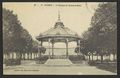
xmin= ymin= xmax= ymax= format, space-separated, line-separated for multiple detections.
xmin=45 ymin=59 xmax=73 ymax=66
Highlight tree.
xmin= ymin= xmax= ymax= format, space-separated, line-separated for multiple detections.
xmin=81 ymin=2 xmax=117 ymax=63
xmin=91 ymin=2 xmax=117 ymax=62
xmin=3 ymin=8 xmax=33 ymax=60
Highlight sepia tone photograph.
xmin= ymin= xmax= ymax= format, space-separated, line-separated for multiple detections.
xmin=3 ymin=2 xmax=117 ymax=75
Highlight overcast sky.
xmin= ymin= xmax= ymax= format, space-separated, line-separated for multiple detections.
xmin=3 ymin=2 xmax=99 ymax=48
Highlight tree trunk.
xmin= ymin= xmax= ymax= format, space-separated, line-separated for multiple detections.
xmin=23 ymin=53 xmax=26 ymax=60
xmin=6 ymin=53 xmax=10 ymax=59
xmin=23 ymin=53 xmax=24 ymax=60
xmin=39 ymin=52 xmax=42 ymax=59
xmin=101 ymin=55 xmax=103 ymax=63
xmin=115 ymin=54 xmax=117 ymax=60
xmin=20 ymin=52 xmax=22 ymax=60
xmin=34 ymin=53 xmax=36 ymax=59
xmin=109 ymin=54 xmax=111 ymax=61
xmin=31 ymin=53 xmax=33 ymax=60
xmin=21 ymin=53 xmax=23 ymax=60
xmin=88 ymin=55 xmax=90 ymax=61
xmin=96 ymin=53 xmax=98 ymax=60
xmin=83 ymin=54 xmax=86 ymax=60
xmin=23 ymin=53 xmax=25 ymax=60
xmin=16 ymin=52 xmax=18 ymax=59
xmin=12 ymin=52 xmax=14 ymax=59
xmin=18 ymin=52 xmax=22 ymax=60
xmin=113 ymin=54 xmax=115 ymax=61
xmin=31 ymin=53 xmax=33 ymax=59
xmin=16 ymin=52 xmax=21 ymax=65
xmin=15 ymin=52 xmax=17 ymax=59
xmin=28 ymin=53 xmax=30 ymax=60
xmin=91 ymin=53 xmax=93 ymax=61
xmin=38 ymin=52 xmax=42 ymax=59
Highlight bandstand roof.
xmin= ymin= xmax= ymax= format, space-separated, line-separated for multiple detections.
xmin=36 ymin=13 xmax=81 ymax=42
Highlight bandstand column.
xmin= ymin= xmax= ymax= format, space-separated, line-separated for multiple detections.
xmin=78 ymin=39 xmax=80 ymax=55
xmin=48 ymin=39 xmax=51 ymax=59
xmin=38 ymin=40 xmax=42 ymax=58
xmin=40 ymin=40 xmax=43 ymax=46
xmin=52 ymin=42 xmax=54 ymax=58
xmin=66 ymin=38 xmax=69 ymax=58
xmin=38 ymin=41 xmax=40 ymax=58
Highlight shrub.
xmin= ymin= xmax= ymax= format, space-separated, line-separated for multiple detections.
xmin=35 ymin=55 xmax=49 ymax=64
xmin=69 ymin=55 xmax=85 ymax=61
xmin=88 ymin=61 xmax=97 ymax=66
xmin=5 ymin=59 xmax=21 ymax=66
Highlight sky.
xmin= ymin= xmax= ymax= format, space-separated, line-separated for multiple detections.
xmin=3 ymin=2 xmax=99 ymax=49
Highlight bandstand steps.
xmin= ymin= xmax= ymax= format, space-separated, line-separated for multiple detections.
xmin=45 ymin=59 xmax=73 ymax=66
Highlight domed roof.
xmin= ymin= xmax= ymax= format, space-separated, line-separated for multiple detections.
xmin=36 ymin=13 xmax=80 ymax=42
xmin=41 ymin=25 xmax=78 ymax=37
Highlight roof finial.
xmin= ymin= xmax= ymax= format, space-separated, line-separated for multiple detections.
xmin=58 ymin=10 xmax=61 ymax=21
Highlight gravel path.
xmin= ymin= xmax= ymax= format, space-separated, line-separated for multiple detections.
xmin=3 ymin=60 xmax=117 ymax=75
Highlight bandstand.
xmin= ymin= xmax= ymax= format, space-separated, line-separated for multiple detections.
xmin=36 ymin=13 xmax=81 ymax=59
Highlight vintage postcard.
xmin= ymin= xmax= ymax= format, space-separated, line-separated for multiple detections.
xmin=2 ymin=2 xmax=117 ymax=75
